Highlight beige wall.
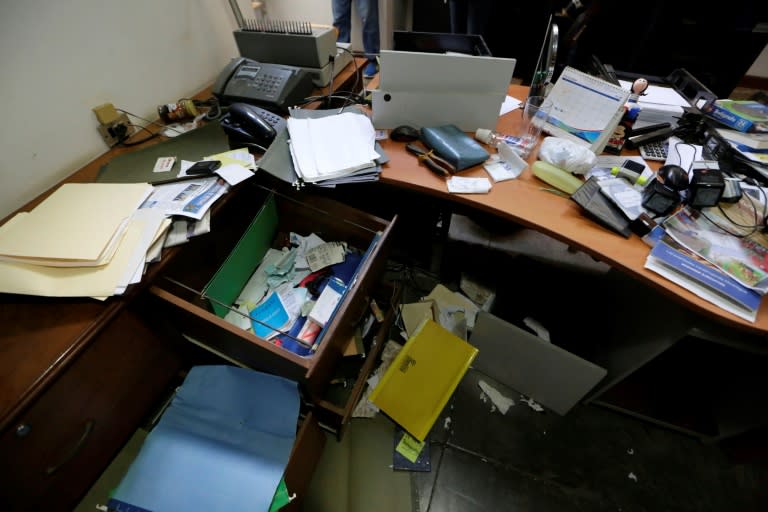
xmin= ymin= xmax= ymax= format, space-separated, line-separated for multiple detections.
xmin=0 ymin=0 xmax=250 ymax=220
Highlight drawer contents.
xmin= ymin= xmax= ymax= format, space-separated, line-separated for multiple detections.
xmin=149 ymin=183 xmax=396 ymax=390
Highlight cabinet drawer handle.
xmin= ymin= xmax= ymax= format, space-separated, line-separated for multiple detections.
xmin=45 ymin=419 xmax=95 ymax=476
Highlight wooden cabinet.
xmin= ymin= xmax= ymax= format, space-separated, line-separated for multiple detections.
xmin=0 ymin=302 xmax=182 ymax=512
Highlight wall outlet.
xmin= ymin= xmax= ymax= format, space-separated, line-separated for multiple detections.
xmin=97 ymin=113 xmax=132 ymax=147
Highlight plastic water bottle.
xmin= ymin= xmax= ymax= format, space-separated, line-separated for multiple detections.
xmin=474 ymin=128 xmax=522 ymax=147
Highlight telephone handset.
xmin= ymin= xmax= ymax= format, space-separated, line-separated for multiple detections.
xmin=212 ymin=57 xmax=315 ymax=113
xmin=220 ymin=103 xmax=286 ymax=150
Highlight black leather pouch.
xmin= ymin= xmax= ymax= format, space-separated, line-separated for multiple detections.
xmin=420 ymin=124 xmax=489 ymax=171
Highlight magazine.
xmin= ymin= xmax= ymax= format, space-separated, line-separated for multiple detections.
xmin=644 ymin=234 xmax=762 ymax=322
xmin=662 ymin=198 xmax=768 ymax=294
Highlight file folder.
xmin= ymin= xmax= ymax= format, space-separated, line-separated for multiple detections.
xmin=369 ymin=319 xmax=478 ymax=441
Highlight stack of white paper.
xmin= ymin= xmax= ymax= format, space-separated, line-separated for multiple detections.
xmin=287 ymin=112 xmax=380 ymax=185
xmin=0 ymin=183 xmax=171 ymax=299
xmin=620 ymin=80 xmax=689 ymax=129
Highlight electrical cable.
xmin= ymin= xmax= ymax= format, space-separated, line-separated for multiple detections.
xmin=117 ymin=108 xmax=187 ymax=136
xmin=698 ymin=185 xmax=766 ymax=238
xmin=118 ymin=123 xmax=160 ymax=147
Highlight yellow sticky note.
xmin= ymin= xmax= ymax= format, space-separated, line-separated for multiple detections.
xmin=396 ymin=432 xmax=425 ymax=463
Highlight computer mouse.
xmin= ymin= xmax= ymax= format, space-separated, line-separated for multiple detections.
xmin=657 ymin=164 xmax=689 ymax=191
xmin=390 ymin=125 xmax=420 ymax=142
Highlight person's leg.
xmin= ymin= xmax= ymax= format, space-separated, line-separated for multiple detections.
xmin=449 ymin=0 xmax=468 ymax=34
xmin=354 ymin=0 xmax=380 ymax=59
xmin=332 ymin=0 xmax=352 ymax=43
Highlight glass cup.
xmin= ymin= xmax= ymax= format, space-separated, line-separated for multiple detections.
xmin=512 ymin=95 xmax=553 ymax=159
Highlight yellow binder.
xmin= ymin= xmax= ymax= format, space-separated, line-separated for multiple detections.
xmin=369 ymin=319 xmax=478 ymax=441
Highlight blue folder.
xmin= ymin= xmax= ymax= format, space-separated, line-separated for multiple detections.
xmin=108 ymin=365 xmax=300 ymax=512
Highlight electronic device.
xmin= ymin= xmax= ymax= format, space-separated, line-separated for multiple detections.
xmin=688 ymin=168 xmax=725 ymax=208
xmin=220 ymin=103 xmax=286 ymax=149
xmin=641 ymin=164 xmax=689 ymax=215
xmin=721 ymin=178 xmax=743 ymax=203
xmin=226 ymin=0 xmax=350 ymax=87
xmin=186 ymin=160 xmax=221 ymax=176
xmin=639 ymin=140 xmax=669 ymax=161
xmin=212 ymin=57 xmax=315 ymax=113
xmin=389 ymin=125 xmax=420 ymax=142
xmin=626 ymin=126 xmax=676 ymax=149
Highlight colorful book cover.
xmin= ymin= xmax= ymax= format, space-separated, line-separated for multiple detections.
xmin=645 ymin=238 xmax=761 ymax=322
xmin=662 ymin=203 xmax=768 ymax=293
xmin=369 ymin=319 xmax=478 ymax=442
xmin=704 ymin=100 xmax=768 ymax=133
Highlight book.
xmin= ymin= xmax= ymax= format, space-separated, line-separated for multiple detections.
xmin=369 ymin=319 xmax=478 ymax=442
xmin=662 ymin=202 xmax=768 ymax=294
xmin=715 ymin=127 xmax=768 ymax=150
xmin=704 ymin=100 xmax=768 ymax=133
xmin=644 ymin=236 xmax=762 ymax=323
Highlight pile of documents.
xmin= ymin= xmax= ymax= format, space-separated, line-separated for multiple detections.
xmin=0 ymin=183 xmax=168 ymax=298
xmin=287 ymin=111 xmax=382 ymax=186
xmin=619 ymin=80 xmax=689 ymax=129
xmin=0 ymin=147 xmax=262 ymax=299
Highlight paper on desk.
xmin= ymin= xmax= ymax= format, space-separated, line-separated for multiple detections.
xmin=447 ymin=176 xmax=492 ymax=194
xmin=0 ymin=208 xmax=164 ymax=298
xmin=484 ymin=144 xmax=527 ymax=182
xmin=501 ymin=95 xmax=523 ymax=116
xmin=664 ymin=136 xmax=703 ymax=176
xmin=287 ymin=112 xmax=379 ymax=182
xmin=0 ymin=182 xmax=153 ymax=265
xmin=214 ymin=163 xmax=255 ymax=186
xmin=141 ymin=176 xmax=228 ymax=220
xmin=204 ymin=148 xmax=256 ymax=169
xmin=103 ymin=208 xmax=168 ymax=298
xmin=618 ymin=81 xmax=689 ymax=107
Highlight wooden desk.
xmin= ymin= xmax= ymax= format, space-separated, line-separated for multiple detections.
xmin=377 ymin=84 xmax=768 ymax=335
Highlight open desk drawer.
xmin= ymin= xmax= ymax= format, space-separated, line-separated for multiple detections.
xmin=148 ymin=183 xmax=396 ymax=399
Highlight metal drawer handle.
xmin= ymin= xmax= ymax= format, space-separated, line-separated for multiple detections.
xmin=45 ymin=419 xmax=95 ymax=476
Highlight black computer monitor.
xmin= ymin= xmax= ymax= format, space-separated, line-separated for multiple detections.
xmin=392 ymin=31 xmax=492 ymax=57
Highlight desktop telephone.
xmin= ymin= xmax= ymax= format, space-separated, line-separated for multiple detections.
xmin=220 ymin=103 xmax=286 ymax=150
xmin=212 ymin=57 xmax=315 ymax=113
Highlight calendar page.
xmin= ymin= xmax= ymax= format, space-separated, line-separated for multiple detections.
xmin=542 ymin=67 xmax=631 ymax=154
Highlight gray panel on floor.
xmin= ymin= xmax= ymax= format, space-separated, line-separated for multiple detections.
xmin=469 ymin=311 xmax=607 ymax=415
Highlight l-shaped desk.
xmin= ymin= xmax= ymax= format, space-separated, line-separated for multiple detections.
xmin=368 ymin=83 xmax=768 ymax=443
xmin=378 ymin=84 xmax=768 ymax=335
